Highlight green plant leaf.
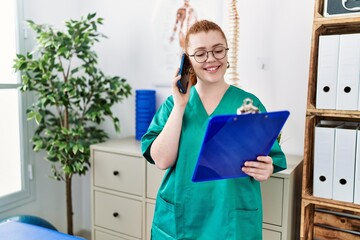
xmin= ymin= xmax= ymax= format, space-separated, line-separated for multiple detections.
xmin=72 ymin=145 xmax=78 ymax=155
xmin=27 ymin=111 xmax=37 ymax=120
xmin=87 ymin=13 xmax=96 ymax=20
xmin=35 ymin=113 xmax=42 ymax=125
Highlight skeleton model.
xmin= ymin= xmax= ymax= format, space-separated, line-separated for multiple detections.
xmin=226 ymin=0 xmax=240 ymax=87
xmin=170 ymin=0 xmax=198 ymax=50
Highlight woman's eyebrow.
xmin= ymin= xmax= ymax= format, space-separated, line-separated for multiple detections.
xmin=193 ymin=43 xmax=225 ymax=51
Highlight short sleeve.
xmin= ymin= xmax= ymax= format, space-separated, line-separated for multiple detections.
xmin=269 ymin=139 xmax=287 ymax=173
xmin=141 ymin=96 xmax=174 ymax=164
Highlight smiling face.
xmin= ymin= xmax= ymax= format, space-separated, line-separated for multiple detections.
xmin=187 ymin=30 xmax=228 ymax=85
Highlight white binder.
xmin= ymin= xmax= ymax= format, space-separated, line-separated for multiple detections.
xmin=313 ymin=121 xmax=340 ymax=199
xmin=354 ymin=129 xmax=360 ymax=204
xmin=332 ymin=123 xmax=357 ymax=203
xmin=316 ymin=35 xmax=339 ymax=109
xmin=336 ymin=33 xmax=360 ymax=110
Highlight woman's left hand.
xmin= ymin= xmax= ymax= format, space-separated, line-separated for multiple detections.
xmin=242 ymin=156 xmax=274 ymax=182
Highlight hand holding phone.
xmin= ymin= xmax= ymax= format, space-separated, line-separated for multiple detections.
xmin=177 ymin=53 xmax=191 ymax=94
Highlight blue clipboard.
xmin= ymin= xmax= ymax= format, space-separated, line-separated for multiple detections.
xmin=192 ymin=110 xmax=290 ymax=182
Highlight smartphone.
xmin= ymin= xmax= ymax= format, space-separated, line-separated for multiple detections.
xmin=177 ymin=53 xmax=191 ymax=94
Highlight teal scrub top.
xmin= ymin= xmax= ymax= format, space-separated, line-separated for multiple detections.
xmin=142 ymin=85 xmax=287 ymax=240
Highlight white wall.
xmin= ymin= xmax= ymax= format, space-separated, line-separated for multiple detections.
xmin=237 ymin=0 xmax=314 ymax=155
xmin=2 ymin=0 xmax=314 ymax=237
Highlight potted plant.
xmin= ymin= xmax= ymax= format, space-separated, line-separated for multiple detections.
xmin=13 ymin=13 xmax=132 ymax=235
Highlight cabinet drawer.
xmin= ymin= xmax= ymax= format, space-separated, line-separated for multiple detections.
xmin=146 ymin=163 xmax=165 ymax=199
xmin=261 ymin=177 xmax=284 ymax=226
xmin=146 ymin=203 xmax=155 ymax=240
xmin=94 ymin=151 xmax=144 ymax=196
xmin=94 ymin=191 xmax=142 ymax=239
xmin=263 ymin=228 xmax=281 ymax=240
xmin=95 ymin=230 xmax=129 ymax=240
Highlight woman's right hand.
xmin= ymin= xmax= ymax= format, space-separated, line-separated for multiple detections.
xmin=150 ymin=68 xmax=192 ymax=170
xmin=171 ymin=68 xmax=192 ymax=108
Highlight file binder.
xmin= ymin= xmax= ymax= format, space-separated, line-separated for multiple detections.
xmin=316 ymin=35 xmax=339 ymax=110
xmin=354 ymin=129 xmax=360 ymax=204
xmin=313 ymin=121 xmax=341 ymax=199
xmin=336 ymin=33 xmax=360 ymax=110
xmin=192 ymin=111 xmax=290 ymax=182
xmin=332 ymin=123 xmax=357 ymax=203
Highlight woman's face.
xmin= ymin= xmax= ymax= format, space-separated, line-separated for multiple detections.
xmin=187 ymin=30 xmax=228 ymax=85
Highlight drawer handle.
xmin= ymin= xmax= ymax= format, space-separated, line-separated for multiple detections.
xmin=113 ymin=212 xmax=119 ymax=218
xmin=113 ymin=171 xmax=119 ymax=176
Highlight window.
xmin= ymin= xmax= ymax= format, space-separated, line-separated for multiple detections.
xmin=0 ymin=0 xmax=33 ymax=211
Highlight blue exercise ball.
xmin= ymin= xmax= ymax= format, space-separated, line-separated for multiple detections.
xmin=0 ymin=215 xmax=57 ymax=231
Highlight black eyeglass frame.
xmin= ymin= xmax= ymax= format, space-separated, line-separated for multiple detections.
xmin=188 ymin=47 xmax=230 ymax=63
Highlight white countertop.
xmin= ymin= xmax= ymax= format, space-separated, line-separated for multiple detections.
xmin=90 ymin=136 xmax=303 ymax=177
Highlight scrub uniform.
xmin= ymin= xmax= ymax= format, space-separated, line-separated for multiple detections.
xmin=142 ymin=85 xmax=287 ymax=240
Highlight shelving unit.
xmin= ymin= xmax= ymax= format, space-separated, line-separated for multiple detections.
xmin=300 ymin=0 xmax=360 ymax=239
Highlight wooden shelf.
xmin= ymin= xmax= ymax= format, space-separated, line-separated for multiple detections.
xmin=314 ymin=15 xmax=360 ymax=25
xmin=301 ymin=0 xmax=360 ymax=239
xmin=306 ymin=108 xmax=360 ymax=119
xmin=302 ymin=195 xmax=360 ymax=213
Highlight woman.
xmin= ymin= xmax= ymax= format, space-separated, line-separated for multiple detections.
xmin=142 ymin=20 xmax=286 ymax=240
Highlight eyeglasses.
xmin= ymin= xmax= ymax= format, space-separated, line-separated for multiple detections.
xmin=188 ymin=46 xmax=229 ymax=63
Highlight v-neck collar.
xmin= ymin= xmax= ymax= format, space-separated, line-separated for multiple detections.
xmin=192 ymin=85 xmax=232 ymax=118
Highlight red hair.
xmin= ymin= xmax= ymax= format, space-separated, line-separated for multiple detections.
xmin=184 ymin=20 xmax=228 ymax=85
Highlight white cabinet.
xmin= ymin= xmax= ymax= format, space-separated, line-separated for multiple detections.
xmin=90 ymin=138 xmax=164 ymax=240
xmin=261 ymin=155 xmax=303 ymax=240
xmin=91 ymin=137 xmax=302 ymax=240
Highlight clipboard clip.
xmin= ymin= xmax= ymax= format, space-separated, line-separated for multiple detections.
xmin=237 ymin=98 xmax=259 ymax=114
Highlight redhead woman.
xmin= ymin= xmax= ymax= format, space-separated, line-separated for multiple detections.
xmin=142 ymin=20 xmax=286 ymax=240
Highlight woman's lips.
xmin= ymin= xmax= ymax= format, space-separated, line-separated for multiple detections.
xmin=203 ymin=65 xmax=221 ymax=72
